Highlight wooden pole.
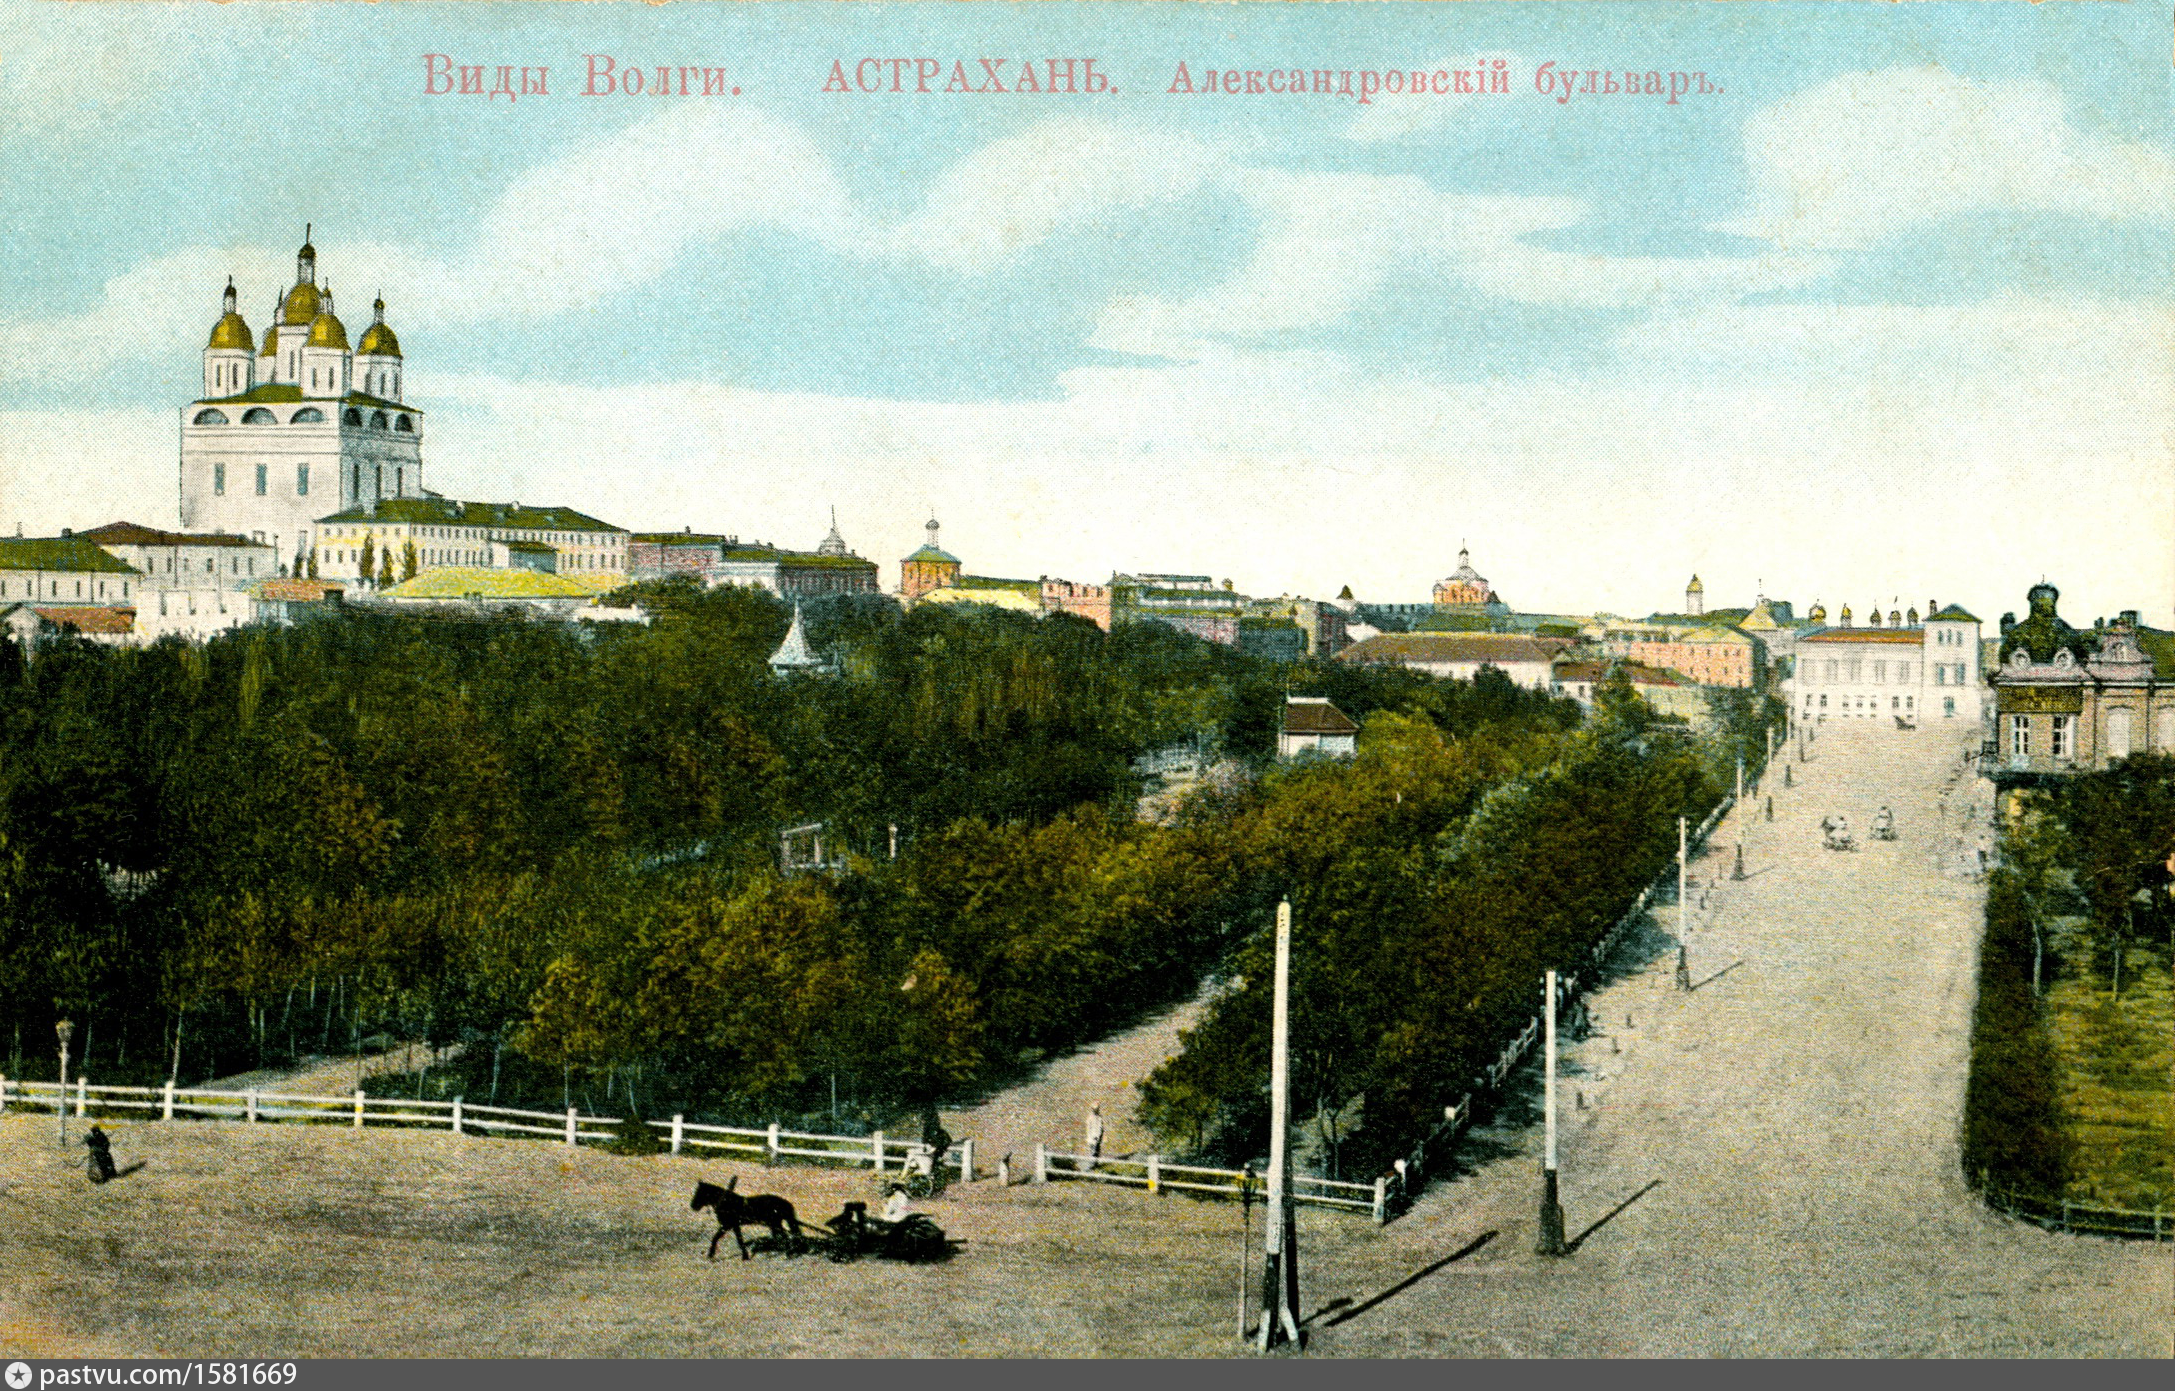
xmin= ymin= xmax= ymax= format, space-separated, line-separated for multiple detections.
xmin=1237 ymin=1164 xmax=1254 ymax=1339
xmin=1537 ymin=970 xmax=1567 ymax=1255
xmin=1257 ymin=900 xmax=1302 ymax=1351
xmin=1675 ymin=817 xmax=1693 ymax=991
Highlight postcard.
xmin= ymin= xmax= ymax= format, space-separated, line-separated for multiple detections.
xmin=0 ymin=0 xmax=2168 ymax=1363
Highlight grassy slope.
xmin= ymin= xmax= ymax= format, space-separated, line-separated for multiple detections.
xmin=2045 ymin=958 xmax=2174 ymax=1211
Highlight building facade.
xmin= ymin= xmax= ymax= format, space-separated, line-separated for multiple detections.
xmin=1623 ymin=624 xmax=1765 ymax=689
xmin=181 ymin=234 xmax=422 ymax=566
xmin=0 ymin=535 xmax=140 ymax=607
xmin=1278 ymin=697 xmax=1359 ymax=758
xmin=1987 ymin=584 xmax=2175 ymax=787
xmin=900 ymin=518 xmax=963 ymax=600
xmin=1787 ymin=601 xmax=1983 ymax=725
xmin=314 ymin=497 xmax=629 ymax=587
xmin=78 ymin=521 xmax=276 ymax=593
xmin=1340 ymin=632 xmax=1571 ymax=688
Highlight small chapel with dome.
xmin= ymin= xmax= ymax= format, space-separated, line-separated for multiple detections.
xmin=179 ymin=229 xmax=424 ymax=569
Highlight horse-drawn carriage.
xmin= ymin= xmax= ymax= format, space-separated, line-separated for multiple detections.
xmin=692 ymin=1178 xmax=962 ymax=1265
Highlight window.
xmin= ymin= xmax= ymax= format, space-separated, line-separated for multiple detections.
xmin=371 ymin=411 xmax=389 ymax=430
xmin=1896 ymin=663 xmax=1909 ymax=684
xmin=1873 ymin=661 xmax=1886 ymax=683
xmin=1892 ymin=696 xmax=1900 ymax=710
xmin=213 ymin=463 xmax=226 ymax=496
xmin=241 ymin=407 xmax=276 ymax=424
xmin=2051 ymin=715 xmax=2071 ymax=759
xmin=1945 ymin=697 xmax=1956 ymax=718
xmin=2107 ymin=708 xmax=2133 ymax=758
xmin=1826 ymin=660 xmax=1838 ymax=682
xmin=194 ymin=409 xmax=229 ymax=425
xmin=395 ymin=415 xmax=413 ymax=432
xmin=2158 ymin=708 xmax=2175 ymax=750
xmin=291 ymin=408 xmax=324 ymax=424
xmin=344 ymin=408 xmax=362 ymax=426
xmin=297 ymin=464 xmax=309 ymax=495
xmin=1819 ymin=694 xmax=1828 ymax=709
xmin=1934 ymin=664 xmax=1946 ymax=686
xmin=255 ymin=463 xmax=267 ymax=496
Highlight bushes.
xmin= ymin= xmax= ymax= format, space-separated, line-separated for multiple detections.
xmin=1961 ymin=873 xmax=2070 ymax=1197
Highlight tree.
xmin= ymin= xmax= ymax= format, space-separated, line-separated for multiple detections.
xmin=306 ymin=547 xmax=320 ymax=580
xmin=401 ymin=540 xmax=419 ymax=581
xmin=378 ymin=551 xmax=395 ymax=588
xmin=358 ymin=535 xmax=375 ymax=587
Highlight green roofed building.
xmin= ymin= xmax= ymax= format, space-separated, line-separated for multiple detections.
xmin=378 ymin=565 xmax=598 ymax=616
xmin=316 ymin=494 xmax=629 ymax=592
xmin=0 ymin=533 xmax=141 ymax=607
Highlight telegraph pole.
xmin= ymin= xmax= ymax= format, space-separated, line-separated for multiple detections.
xmin=1257 ymin=900 xmax=1302 ymax=1352
xmin=1733 ymin=756 xmax=1748 ymax=880
xmin=1536 ymin=971 xmax=1567 ymax=1255
xmin=1674 ymin=817 xmax=1692 ymax=991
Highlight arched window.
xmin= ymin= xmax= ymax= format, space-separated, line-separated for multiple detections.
xmin=193 ymin=408 xmax=229 ymax=425
xmin=241 ymin=407 xmax=277 ymax=424
xmin=343 ymin=409 xmax=362 ymax=426
xmin=291 ymin=408 xmax=325 ymax=424
xmin=394 ymin=415 xmax=413 ymax=432
xmin=370 ymin=411 xmax=389 ymax=430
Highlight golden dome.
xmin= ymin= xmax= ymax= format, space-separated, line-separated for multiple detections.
xmin=206 ymin=311 xmax=253 ymax=351
xmin=306 ymin=310 xmax=349 ymax=350
xmin=357 ymin=323 xmax=401 ymax=357
xmin=259 ymin=323 xmax=278 ymax=356
xmin=280 ymin=279 xmax=322 ymax=325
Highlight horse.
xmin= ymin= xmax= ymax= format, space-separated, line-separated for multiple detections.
xmin=691 ymin=1176 xmax=807 ymax=1261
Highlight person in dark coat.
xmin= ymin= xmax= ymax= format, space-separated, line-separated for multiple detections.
xmin=920 ymin=1106 xmax=953 ymax=1186
xmin=83 ymin=1125 xmax=117 ymax=1183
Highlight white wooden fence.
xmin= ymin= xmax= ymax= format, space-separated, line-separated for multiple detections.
xmin=1029 ymin=1144 xmax=1391 ymax=1222
xmin=0 ymin=1076 xmax=971 ymax=1182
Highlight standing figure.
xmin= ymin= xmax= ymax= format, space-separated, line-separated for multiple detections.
xmin=1084 ymin=1104 xmax=1105 ymax=1171
xmin=83 ymin=1125 xmax=117 ymax=1184
xmin=882 ymin=1182 xmax=912 ymax=1224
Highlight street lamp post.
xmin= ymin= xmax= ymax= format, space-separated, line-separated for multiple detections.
xmin=55 ymin=1018 xmax=74 ymax=1149
xmin=1536 ymin=970 xmax=1568 ymax=1255
xmin=1674 ymin=818 xmax=1692 ymax=991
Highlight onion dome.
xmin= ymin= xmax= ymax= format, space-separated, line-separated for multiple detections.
xmin=1839 ymin=603 xmax=1853 ymax=625
xmin=356 ymin=296 xmax=401 ymax=357
xmin=206 ymin=279 xmax=252 ymax=350
xmin=305 ymin=288 xmax=348 ymax=349
xmin=1686 ymin=574 xmax=1704 ymax=593
xmin=281 ymin=278 xmax=322 ymax=325
xmin=1809 ymin=602 xmax=1827 ymax=622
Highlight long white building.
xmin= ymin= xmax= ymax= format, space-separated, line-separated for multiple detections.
xmin=1786 ymin=600 xmax=1984 ymax=726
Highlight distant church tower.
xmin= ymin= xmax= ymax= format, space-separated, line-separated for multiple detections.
xmin=179 ymin=228 xmax=424 ymax=567
xmin=1685 ymin=574 xmax=1705 ymax=616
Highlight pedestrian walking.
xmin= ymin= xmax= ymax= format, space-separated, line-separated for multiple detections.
xmin=1084 ymin=1103 xmax=1105 ymax=1171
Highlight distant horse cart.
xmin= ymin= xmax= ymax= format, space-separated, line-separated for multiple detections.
xmin=689 ymin=1180 xmax=961 ymax=1264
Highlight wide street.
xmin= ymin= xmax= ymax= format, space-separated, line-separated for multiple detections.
xmin=1307 ymin=719 xmax=2170 ymax=1357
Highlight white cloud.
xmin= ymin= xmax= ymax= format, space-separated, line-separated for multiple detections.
xmin=891 ymin=117 xmax=1226 ymax=271
xmin=1722 ymin=65 xmax=2175 ymax=249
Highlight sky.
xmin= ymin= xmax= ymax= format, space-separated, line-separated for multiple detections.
xmin=1 ymin=1 xmax=2169 ymax=625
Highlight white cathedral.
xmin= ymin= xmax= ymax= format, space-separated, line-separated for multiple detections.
xmin=179 ymin=230 xmax=422 ymax=568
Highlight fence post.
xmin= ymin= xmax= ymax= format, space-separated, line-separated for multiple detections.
xmin=75 ymin=1075 xmax=87 ymax=1118
xmin=1035 ymin=1142 xmax=1048 ymax=1183
xmin=162 ymin=1080 xmax=174 ymax=1122
xmin=1373 ymin=1176 xmax=1387 ymax=1225
xmin=2060 ymin=1198 xmax=2070 ymax=1233
xmin=246 ymin=1089 xmax=258 ymax=1124
xmin=451 ymin=1096 xmax=463 ymax=1136
xmin=0 ymin=1074 xmax=7 ymax=1115
xmin=872 ymin=1130 xmax=884 ymax=1172
xmin=565 ymin=1107 xmax=577 ymax=1147
xmin=353 ymin=1089 xmax=365 ymax=1129
xmin=959 ymin=1137 xmax=973 ymax=1184
xmin=670 ymin=1114 xmax=684 ymax=1156
xmin=766 ymin=1121 xmax=780 ymax=1167
xmin=1147 ymin=1154 xmax=1160 ymax=1195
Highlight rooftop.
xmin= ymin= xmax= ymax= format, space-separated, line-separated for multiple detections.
xmin=1341 ymin=633 xmax=1572 ymax=666
xmin=76 ymin=521 xmax=266 ymax=550
xmin=249 ymin=578 xmax=345 ymax=603
xmin=318 ymin=496 xmax=623 ymax=534
xmin=0 ymin=536 xmax=140 ymax=574
xmin=1799 ymin=626 xmax=1926 ymax=645
xmin=380 ymin=567 xmax=596 ymax=601
xmin=1283 ymin=697 xmax=1359 ymax=736
xmin=31 ymin=605 xmax=136 ymax=635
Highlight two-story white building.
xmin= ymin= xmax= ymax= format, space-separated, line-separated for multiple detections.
xmin=1787 ymin=600 xmax=1983 ymax=726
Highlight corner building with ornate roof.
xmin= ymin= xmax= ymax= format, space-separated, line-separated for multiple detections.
xmin=179 ymin=232 xmax=421 ymax=569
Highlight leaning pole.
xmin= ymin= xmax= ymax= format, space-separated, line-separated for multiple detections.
xmin=1257 ymin=899 xmax=1303 ymax=1351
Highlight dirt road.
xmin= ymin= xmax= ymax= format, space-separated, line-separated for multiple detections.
xmin=2 ymin=722 xmax=2163 ymax=1357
